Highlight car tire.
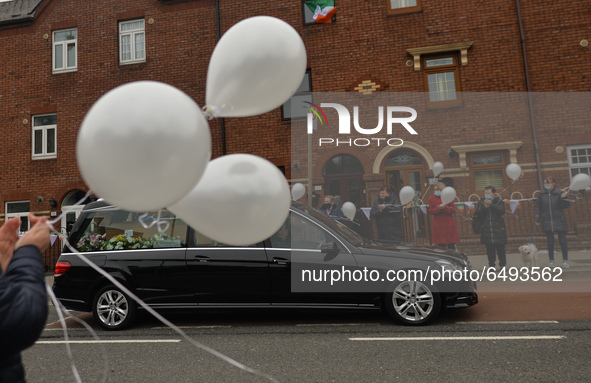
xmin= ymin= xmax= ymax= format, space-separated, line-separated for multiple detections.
xmin=92 ymin=285 xmax=137 ymax=330
xmin=385 ymin=280 xmax=441 ymax=326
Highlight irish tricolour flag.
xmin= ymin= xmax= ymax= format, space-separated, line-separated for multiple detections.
xmin=305 ymin=0 xmax=337 ymax=23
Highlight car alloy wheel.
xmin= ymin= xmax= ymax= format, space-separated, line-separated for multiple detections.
xmin=386 ymin=280 xmax=441 ymax=325
xmin=92 ymin=285 xmax=137 ymax=330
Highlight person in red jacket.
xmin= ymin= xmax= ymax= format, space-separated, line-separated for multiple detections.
xmin=1 ymin=214 xmax=51 ymax=383
xmin=428 ymin=182 xmax=460 ymax=250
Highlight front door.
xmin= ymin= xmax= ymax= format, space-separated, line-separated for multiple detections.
xmin=385 ymin=167 xmax=429 ymax=243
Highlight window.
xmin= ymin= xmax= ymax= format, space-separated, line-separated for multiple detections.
xmin=6 ymin=201 xmax=30 ymax=233
xmin=52 ymin=28 xmax=77 ymax=73
xmin=387 ymin=0 xmax=422 ymax=15
xmin=73 ymin=208 xmax=188 ymax=252
xmin=282 ymin=69 xmax=312 ymax=120
xmin=423 ymin=54 xmax=461 ymax=104
xmin=119 ymin=19 xmax=145 ymax=64
xmin=270 ymin=212 xmax=340 ymax=250
xmin=32 ymin=114 xmax=57 ymax=159
xmin=567 ymin=144 xmax=591 ymax=178
xmin=469 ymin=152 xmax=508 ymax=191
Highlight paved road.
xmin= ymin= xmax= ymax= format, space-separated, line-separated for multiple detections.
xmin=26 ymin=313 xmax=591 ymax=382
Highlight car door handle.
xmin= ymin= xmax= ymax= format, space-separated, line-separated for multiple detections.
xmin=273 ymin=257 xmax=290 ymax=265
xmin=193 ymin=255 xmax=210 ymax=263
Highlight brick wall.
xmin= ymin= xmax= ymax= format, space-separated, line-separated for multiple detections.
xmin=0 ymin=0 xmax=590 ymax=236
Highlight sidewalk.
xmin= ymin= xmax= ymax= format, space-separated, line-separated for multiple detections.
xmin=467 ymin=248 xmax=591 ymax=271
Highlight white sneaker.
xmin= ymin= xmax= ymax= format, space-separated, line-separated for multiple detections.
xmin=562 ymin=261 xmax=569 ymax=269
xmin=549 ymin=261 xmax=555 ymax=267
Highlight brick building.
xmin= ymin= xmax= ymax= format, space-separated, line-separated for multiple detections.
xmin=1 ymin=0 xmax=590 ymax=251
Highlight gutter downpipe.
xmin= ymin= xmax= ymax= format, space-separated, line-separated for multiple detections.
xmin=215 ymin=0 xmax=227 ymax=155
xmin=516 ymin=0 xmax=543 ymax=188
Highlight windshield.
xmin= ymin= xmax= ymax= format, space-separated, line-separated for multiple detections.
xmin=291 ymin=201 xmax=366 ymax=247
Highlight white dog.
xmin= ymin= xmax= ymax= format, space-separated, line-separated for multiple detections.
xmin=518 ymin=244 xmax=539 ymax=268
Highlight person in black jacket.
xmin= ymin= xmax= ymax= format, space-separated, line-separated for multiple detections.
xmin=534 ymin=177 xmax=570 ymax=268
xmin=475 ymin=186 xmax=508 ymax=271
xmin=370 ymin=186 xmax=402 ymax=241
xmin=0 ymin=214 xmax=51 ymax=383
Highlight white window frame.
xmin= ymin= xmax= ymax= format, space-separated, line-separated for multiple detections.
xmin=5 ymin=201 xmax=31 ymax=233
xmin=32 ymin=114 xmax=57 ymax=159
xmin=52 ymin=28 xmax=77 ymax=73
xmin=567 ymin=144 xmax=591 ymax=180
xmin=119 ymin=19 xmax=146 ymax=65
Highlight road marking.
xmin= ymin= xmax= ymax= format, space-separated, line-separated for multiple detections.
xmin=349 ymin=336 xmax=565 ymax=341
xmin=296 ymin=323 xmax=368 ymax=327
xmin=36 ymin=339 xmax=182 ymax=344
xmin=456 ymin=320 xmax=559 ymax=324
xmin=151 ymin=325 xmax=232 ymax=329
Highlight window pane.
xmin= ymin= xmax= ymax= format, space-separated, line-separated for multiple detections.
xmin=67 ymin=43 xmax=76 ymax=67
xmin=34 ymin=129 xmax=43 ymax=154
xmin=54 ymin=44 xmax=63 ymax=69
xmin=428 ymin=72 xmax=456 ymax=102
xmin=426 ymin=57 xmax=453 ymax=68
xmin=47 ymin=128 xmax=56 ymax=154
xmin=391 ymin=0 xmax=417 ymax=8
xmin=475 ymin=170 xmax=504 ymax=190
xmin=54 ymin=30 xmax=76 ymax=42
xmin=283 ymin=94 xmax=312 ymax=119
xmin=7 ymin=202 xmax=30 ymax=214
xmin=296 ymin=72 xmax=311 ymax=92
xmin=76 ymin=209 xmax=187 ymax=252
xmin=121 ymin=35 xmax=131 ymax=61
xmin=135 ymin=33 xmax=145 ymax=59
xmin=472 ymin=155 xmax=502 ymax=165
xmin=385 ymin=149 xmax=423 ymax=167
xmin=33 ymin=115 xmax=57 ymax=126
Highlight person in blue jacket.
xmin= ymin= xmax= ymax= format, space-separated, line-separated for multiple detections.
xmin=0 ymin=214 xmax=51 ymax=383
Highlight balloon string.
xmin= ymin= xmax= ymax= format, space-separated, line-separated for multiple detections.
xmin=46 ymin=283 xmax=110 ymax=383
xmin=497 ymin=173 xmax=522 ymax=196
xmin=48 ymin=190 xmax=95 ymax=226
xmin=51 ymin=222 xmax=281 ymax=383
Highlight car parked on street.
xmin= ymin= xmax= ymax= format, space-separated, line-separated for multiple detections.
xmin=53 ymin=200 xmax=477 ymax=330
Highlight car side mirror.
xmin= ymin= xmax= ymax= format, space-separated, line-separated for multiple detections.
xmin=321 ymin=242 xmax=340 ymax=258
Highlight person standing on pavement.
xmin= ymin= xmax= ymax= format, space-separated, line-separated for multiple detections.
xmin=475 ymin=186 xmax=508 ymax=271
xmin=370 ymin=186 xmax=403 ymax=241
xmin=319 ymin=195 xmax=343 ymax=221
xmin=428 ymin=182 xmax=460 ymax=250
xmin=534 ymin=177 xmax=570 ymax=268
xmin=0 ymin=214 xmax=51 ymax=383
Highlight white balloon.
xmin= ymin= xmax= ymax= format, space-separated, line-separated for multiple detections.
xmin=433 ymin=161 xmax=444 ymax=177
xmin=570 ymin=173 xmax=591 ymax=190
xmin=205 ymin=16 xmax=307 ymax=117
xmin=342 ymin=202 xmax=356 ymax=221
xmin=168 ymin=154 xmax=291 ymax=246
xmin=291 ymin=183 xmax=306 ymax=200
xmin=77 ymin=81 xmax=211 ymax=212
xmin=441 ymin=187 xmax=457 ymax=205
xmin=506 ymin=163 xmax=522 ymax=181
xmin=399 ymin=186 xmax=416 ymax=205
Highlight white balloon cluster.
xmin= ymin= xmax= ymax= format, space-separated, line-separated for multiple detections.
xmin=77 ymin=16 xmax=307 ymax=245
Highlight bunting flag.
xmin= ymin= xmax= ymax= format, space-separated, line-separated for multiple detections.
xmin=420 ymin=204 xmax=428 ymax=215
xmin=509 ymin=200 xmax=521 ymax=214
xmin=305 ymin=0 xmax=337 ymax=23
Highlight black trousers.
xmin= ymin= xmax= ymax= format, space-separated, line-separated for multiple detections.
xmin=485 ymin=243 xmax=506 ymax=267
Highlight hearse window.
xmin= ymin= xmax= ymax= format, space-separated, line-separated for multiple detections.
xmin=74 ymin=208 xmax=188 ymax=252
